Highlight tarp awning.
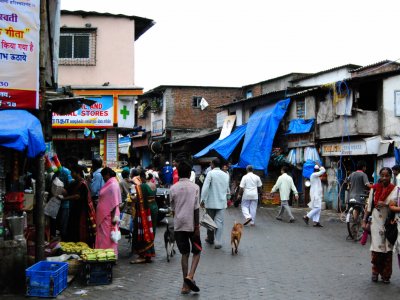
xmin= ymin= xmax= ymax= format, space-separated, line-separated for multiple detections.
xmin=286 ymin=119 xmax=314 ymax=135
xmin=235 ymin=98 xmax=291 ymax=174
xmin=0 ymin=110 xmax=46 ymax=158
xmin=193 ymin=124 xmax=247 ymax=160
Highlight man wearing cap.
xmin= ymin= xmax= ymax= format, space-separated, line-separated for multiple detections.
xmin=303 ymin=162 xmax=326 ymax=227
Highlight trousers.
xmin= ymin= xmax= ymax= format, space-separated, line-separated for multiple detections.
xmin=206 ymin=208 xmax=225 ymax=246
xmin=276 ymin=200 xmax=294 ymax=220
xmin=307 ymin=207 xmax=321 ymax=222
xmin=241 ymin=199 xmax=258 ymax=224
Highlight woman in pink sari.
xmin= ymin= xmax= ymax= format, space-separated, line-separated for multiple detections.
xmin=95 ymin=167 xmax=121 ymax=256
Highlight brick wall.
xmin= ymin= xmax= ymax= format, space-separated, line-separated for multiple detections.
xmin=167 ymin=87 xmax=242 ymax=129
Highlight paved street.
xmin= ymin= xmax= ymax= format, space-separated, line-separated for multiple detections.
xmin=4 ymin=206 xmax=400 ymax=299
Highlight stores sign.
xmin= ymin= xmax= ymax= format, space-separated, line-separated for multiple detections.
xmin=0 ymin=0 xmax=40 ymax=109
xmin=321 ymin=142 xmax=367 ymax=156
xmin=52 ymin=95 xmax=114 ymax=128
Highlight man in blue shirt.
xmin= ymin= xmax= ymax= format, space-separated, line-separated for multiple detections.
xmin=90 ymin=156 xmax=104 ymax=205
xmin=162 ymin=161 xmax=173 ymax=187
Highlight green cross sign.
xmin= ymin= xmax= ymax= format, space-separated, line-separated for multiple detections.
xmin=120 ymin=105 xmax=130 ymax=120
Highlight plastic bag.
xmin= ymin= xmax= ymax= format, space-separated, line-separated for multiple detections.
xmin=111 ymin=228 xmax=121 ymax=243
xmin=51 ymin=177 xmax=64 ymax=197
xmin=44 ymin=196 xmax=61 ymax=219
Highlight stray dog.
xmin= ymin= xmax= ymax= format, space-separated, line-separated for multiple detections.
xmin=163 ymin=218 xmax=176 ymax=262
xmin=231 ymin=221 xmax=243 ymax=255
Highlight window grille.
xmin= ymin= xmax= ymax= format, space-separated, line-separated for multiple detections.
xmin=59 ymin=28 xmax=96 ymax=66
xmin=296 ymin=99 xmax=306 ymax=119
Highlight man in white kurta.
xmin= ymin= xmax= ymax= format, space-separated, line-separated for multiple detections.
xmin=303 ymin=164 xmax=325 ymax=227
xmin=238 ymin=165 xmax=262 ymax=226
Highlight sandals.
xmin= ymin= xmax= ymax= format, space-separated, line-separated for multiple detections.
xmin=181 ymin=287 xmax=191 ymax=294
xmin=184 ymin=277 xmax=200 ymax=292
xmin=130 ymin=258 xmax=148 ymax=264
xmin=371 ymin=274 xmax=378 ymax=282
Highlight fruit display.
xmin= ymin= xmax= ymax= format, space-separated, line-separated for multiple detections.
xmin=60 ymin=242 xmax=90 ymax=254
xmin=81 ymin=249 xmax=116 ymax=262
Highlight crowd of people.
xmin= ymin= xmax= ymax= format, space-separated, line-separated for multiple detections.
xmin=47 ymin=154 xmax=400 ymax=291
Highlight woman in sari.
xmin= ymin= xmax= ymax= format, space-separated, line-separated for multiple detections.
xmin=130 ymin=171 xmax=158 ymax=264
xmin=363 ymin=167 xmax=396 ymax=283
xmin=65 ymin=164 xmax=97 ymax=247
xmin=95 ymin=167 xmax=121 ymax=256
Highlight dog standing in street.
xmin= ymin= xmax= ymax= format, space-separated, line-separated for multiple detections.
xmin=231 ymin=221 xmax=243 ymax=255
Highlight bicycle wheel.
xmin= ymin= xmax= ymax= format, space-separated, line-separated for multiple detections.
xmin=347 ymin=209 xmax=363 ymax=241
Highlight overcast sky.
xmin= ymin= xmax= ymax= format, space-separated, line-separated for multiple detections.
xmin=61 ymin=0 xmax=400 ymax=91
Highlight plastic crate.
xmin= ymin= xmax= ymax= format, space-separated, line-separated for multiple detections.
xmin=81 ymin=261 xmax=113 ymax=285
xmin=26 ymin=261 xmax=68 ymax=298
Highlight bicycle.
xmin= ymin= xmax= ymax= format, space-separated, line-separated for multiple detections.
xmin=346 ymin=195 xmax=367 ymax=241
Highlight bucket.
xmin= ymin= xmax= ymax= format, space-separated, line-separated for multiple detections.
xmin=7 ymin=215 xmax=25 ymax=240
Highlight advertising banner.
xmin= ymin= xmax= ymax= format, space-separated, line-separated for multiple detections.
xmin=0 ymin=0 xmax=40 ymax=109
xmin=52 ymin=95 xmax=114 ymax=128
xmin=117 ymin=97 xmax=135 ymax=128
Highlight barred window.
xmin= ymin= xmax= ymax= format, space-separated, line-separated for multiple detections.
xmin=59 ymin=28 xmax=96 ymax=65
xmin=296 ymin=99 xmax=306 ymax=119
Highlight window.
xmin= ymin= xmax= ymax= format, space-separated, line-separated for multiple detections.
xmin=246 ymin=90 xmax=253 ymax=99
xmin=59 ymin=28 xmax=96 ymax=65
xmin=192 ymin=96 xmax=202 ymax=108
xmin=296 ymin=99 xmax=305 ymax=119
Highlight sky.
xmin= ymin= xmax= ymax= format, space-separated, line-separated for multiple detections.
xmin=61 ymin=0 xmax=400 ymax=91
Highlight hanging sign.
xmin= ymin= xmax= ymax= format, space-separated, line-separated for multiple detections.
xmin=0 ymin=0 xmax=40 ymax=109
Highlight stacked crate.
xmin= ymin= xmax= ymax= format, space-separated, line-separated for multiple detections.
xmin=261 ymin=177 xmax=280 ymax=205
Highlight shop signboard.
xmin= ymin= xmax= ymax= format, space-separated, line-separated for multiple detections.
xmin=321 ymin=141 xmax=367 ymax=156
xmin=287 ymin=133 xmax=314 ymax=148
xmin=0 ymin=0 xmax=40 ymax=109
xmin=117 ymin=96 xmax=135 ymax=128
xmin=52 ymin=95 xmax=114 ymax=128
xmin=106 ymin=129 xmax=118 ymax=164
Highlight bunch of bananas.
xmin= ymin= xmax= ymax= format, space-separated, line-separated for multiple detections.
xmin=80 ymin=249 xmax=116 ymax=262
xmin=60 ymin=242 xmax=90 ymax=254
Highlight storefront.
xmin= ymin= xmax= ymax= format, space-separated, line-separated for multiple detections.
xmin=52 ymin=89 xmax=139 ymax=168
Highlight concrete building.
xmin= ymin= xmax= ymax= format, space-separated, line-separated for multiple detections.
xmin=53 ymin=10 xmax=154 ymax=166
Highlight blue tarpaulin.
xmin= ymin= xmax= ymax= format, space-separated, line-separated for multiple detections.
xmin=286 ymin=119 xmax=314 ymax=135
xmin=235 ymin=98 xmax=291 ymax=174
xmin=0 ymin=110 xmax=46 ymax=158
xmin=194 ymin=124 xmax=247 ymax=160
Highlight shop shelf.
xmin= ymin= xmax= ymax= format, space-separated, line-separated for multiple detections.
xmin=26 ymin=261 xmax=68 ymax=298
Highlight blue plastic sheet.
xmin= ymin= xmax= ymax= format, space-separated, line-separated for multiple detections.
xmin=286 ymin=119 xmax=314 ymax=135
xmin=235 ymin=98 xmax=291 ymax=174
xmin=0 ymin=110 xmax=46 ymax=158
xmin=194 ymin=124 xmax=247 ymax=160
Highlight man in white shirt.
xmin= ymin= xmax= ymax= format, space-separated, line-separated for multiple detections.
xmin=271 ymin=166 xmax=298 ymax=223
xmin=238 ymin=165 xmax=262 ymax=226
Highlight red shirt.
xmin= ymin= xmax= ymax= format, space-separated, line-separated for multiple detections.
xmin=173 ymin=167 xmax=179 ymax=184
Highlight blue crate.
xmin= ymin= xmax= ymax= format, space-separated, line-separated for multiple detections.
xmin=82 ymin=261 xmax=113 ymax=285
xmin=26 ymin=261 xmax=68 ymax=298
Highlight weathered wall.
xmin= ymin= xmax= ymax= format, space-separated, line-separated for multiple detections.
xmin=382 ymin=74 xmax=400 ymax=136
xmin=59 ymin=15 xmax=135 ymax=86
xmin=294 ymin=69 xmax=352 ymax=87
xmin=319 ymin=111 xmax=378 ymax=139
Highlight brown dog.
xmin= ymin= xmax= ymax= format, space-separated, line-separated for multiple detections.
xmin=231 ymin=221 xmax=243 ymax=255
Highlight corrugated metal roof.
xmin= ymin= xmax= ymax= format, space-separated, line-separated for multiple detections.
xmin=61 ymin=10 xmax=155 ymax=41
xmin=349 ymin=60 xmax=392 ymax=73
xmin=290 ymin=64 xmax=361 ymax=82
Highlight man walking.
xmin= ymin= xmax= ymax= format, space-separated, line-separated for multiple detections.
xmin=271 ymin=166 xmax=298 ymax=223
xmin=170 ymin=160 xmax=201 ymax=294
xmin=201 ymin=158 xmax=230 ymax=249
xmin=237 ymin=165 xmax=262 ymax=226
xmin=303 ymin=163 xmax=326 ymax=227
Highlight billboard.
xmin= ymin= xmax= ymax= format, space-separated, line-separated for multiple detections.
xmin=0 ymin=0 xmax=40 ymax=109
xmin=52 ymin=95 xmax=114 ymax=128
